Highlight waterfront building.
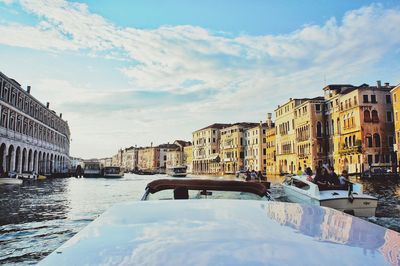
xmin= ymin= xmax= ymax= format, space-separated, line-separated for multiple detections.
xmin=324 ymin=82 xmax=395 ymax=173
xmin=122 ymin=146 xmax=137 ymax=172
xmin=391 ymin=83 xmax=400 ymax=167
xmin=111 ymin=149 xmax=124 ymax=167
xmin=275 ymin=98 xmax=309 ymax=174
xmin=0 ymin=71 xmax=71 ymax=175
xmin=192 ymin=123 xmax=230 ymax=174
xmin=265 ymin=115 xmax=277 ymax=176
xmin=220 ymin=122 xmax=258 ymax=174
xmin=294 ymin=97 xmax=326 ymax=171
xmin=183 ymin=145 xmax=193 ymax=173
xmin=244 ymin=122 xmax=267 ymax=173
xmin=70 ymin=156 xmax=84 ymax=170
xmin=166 ymin=140 xmax=191 ymax=169
xmin=137 ymin=146 xmax=158 ymax=171
xmin=98 ymin=157 xmax=112 ymax=168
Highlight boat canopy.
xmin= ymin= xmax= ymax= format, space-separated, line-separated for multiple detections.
xmin=146 ymin=179 xmax=267 ymax=196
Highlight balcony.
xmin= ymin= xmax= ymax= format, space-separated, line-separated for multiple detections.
xmin=339 ymin=145 xmax=361 ymax=155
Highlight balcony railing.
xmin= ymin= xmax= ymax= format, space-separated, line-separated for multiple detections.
xmin=339 ymin=145 xmax=361 ymax=154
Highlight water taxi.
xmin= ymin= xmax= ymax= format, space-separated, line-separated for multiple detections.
xmin=39 ymin=178 xmax=399 ymax=265
xmin=166 ymin=166 xmax=187 ymax=177
xmin=103 ymin=166 xmax=124 ymax=178
xmin=282 ymin=175 xmax=378 ymax=217
xmin=83 ymin=161 xmax=102 ymax=178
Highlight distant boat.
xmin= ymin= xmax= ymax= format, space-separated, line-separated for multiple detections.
xmin=83 ymin=161 xmax=102 ymax=178
xmin=166 ymin=166 xmax=187 ymax=177
xmin=0 ymin=177 xmax=23 ymax=185
xmin=103 ymin=167 xmax=124 ymax=178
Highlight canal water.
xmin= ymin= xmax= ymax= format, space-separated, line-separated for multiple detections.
xmin=0 ymin=174 xmax=399 ymax=265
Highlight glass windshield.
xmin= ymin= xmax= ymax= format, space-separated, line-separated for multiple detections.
xmin=145 ymin=189 xmax=268 ymax=201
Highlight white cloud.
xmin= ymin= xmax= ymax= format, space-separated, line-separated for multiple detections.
xmin=1 ymin=1 xmax=400 ymax=157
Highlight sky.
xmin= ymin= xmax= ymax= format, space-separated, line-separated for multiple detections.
xmin=0 ymin=0 xmax=399 ymax=159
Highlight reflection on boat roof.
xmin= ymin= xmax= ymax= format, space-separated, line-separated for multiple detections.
xmin=146 ymin=179 xmax=268 ymax=196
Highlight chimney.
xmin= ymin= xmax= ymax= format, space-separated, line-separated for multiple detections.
xmin=60 ymin=113 xmax=62 ymax=118
xmin=46 ymin=102 xmax=50 ymax=108
xmin=385 ymin=82 xmax=390 ymax=87
xmin=27 ymin=86 xmax=31 ymax=94
xmin=377 ymin=80 xmax=381 ymax=88
xmin=267 ymin=113 xmax=272 ymax=127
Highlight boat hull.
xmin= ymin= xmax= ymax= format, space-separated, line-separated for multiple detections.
xmin=84 ymin=173 xmax=103 ymax=178
xmin=0 ymin=178 xmax=23 ymax=185
xmin=320 ymin=198 xmax=378 ymax=217
xmin=103 ymin=174 xmax=123 ymax=178
xmin=168 ymin=173 xmax=187 ymax=178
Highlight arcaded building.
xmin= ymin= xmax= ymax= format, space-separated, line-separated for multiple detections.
xmin=0 ymin=71 xmax=70 ymax=175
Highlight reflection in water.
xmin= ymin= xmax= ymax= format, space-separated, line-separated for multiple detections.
xmin=0 ymin=174 xmax=399 ymax=264
xmin=265 ymin=202 xmax=400 ymax=266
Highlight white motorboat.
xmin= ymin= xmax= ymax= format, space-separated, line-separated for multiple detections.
xmin=83 ymin=161 xmax=102 ymax=178
xmin=0 ymin=177 xmax=23 ymax=185
xmin=103 ymin=167 xmax=124 ymax=178
xmin=282 ymin=175 xmax=377 ymax=217
xmin=166 ymin=166 xmax=187 ymax=177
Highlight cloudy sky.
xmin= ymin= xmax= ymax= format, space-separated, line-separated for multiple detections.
xmin=0 ymin=0 xmax=399 ymax=159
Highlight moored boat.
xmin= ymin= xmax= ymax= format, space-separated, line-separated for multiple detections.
xmin=282 ymin=175 xmax=377 ymax=217
xmin=103 ymin=166 xmax=124 ymax=178
xmin=166 ymin=166 xmax=187 ymax=177
xmin=0 ymin=177 xmax=23 ymax=185
xmin=83 ymin=161 xmax=102 ymax=178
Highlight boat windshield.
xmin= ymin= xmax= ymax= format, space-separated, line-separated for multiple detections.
xmin=145 ymin=189 xmax=268 ymax=201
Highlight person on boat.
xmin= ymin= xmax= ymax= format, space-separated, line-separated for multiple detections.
xmin=250 ymin=170 xmax=257 ymax=180
xmin=327 ymin=166 xmax=340 ymax=186
xmin=257 ymin=171 xmax=264 ymax=181
xmin=296 ymin=166 xmax=303 ymax=176
xmin=314 ymin=166 xmax=332 ymax=188
xmin=304 ymin=167 xmax=313 ymax=182
xmin=339 ymin=170 xmax=350 ymax=186
xmin=245 ymin=170 xmax=251 ymax=181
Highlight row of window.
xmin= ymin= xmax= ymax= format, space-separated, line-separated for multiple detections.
xmin=0 ymin=77 xmax=69 ymax=136
xmin=0 ymin=106 xmax=69 ymax=150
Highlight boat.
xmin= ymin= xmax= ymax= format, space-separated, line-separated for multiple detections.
xmin=83 ymin=161 xmax=102 ymax=178
xmin=39 ymin=178 xmax=400 ymax=265
xmin=102 ymin=166 xmax=124 ymax=178
xmin=166 ymin=166 xmax=187 ymax=177
xmin=18 ymin=171 xmax=38 ymax=180
xmin=282 ymin=175 xmax=378 ymax=217
xmin=0 ymin=177 xmax=23 ymax=185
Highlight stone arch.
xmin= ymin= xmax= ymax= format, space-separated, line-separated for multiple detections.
xmin=364 ymin=110 xmax=371 ymax=122
xmin=371 ymin=110 xmax=379 ymax=122
xmin=46 ymin=153 xmax=50 ymax=173
xmin=373 ymin=133 xmax=381 ymax=147
xmin=15 ymin=146 xmax=21 ymax=173
xmin=28 ymin=149 xmax=33 ymax=171
xmin=0 ymin=143 xmax=6 ymax=175
xmin=33 ymin=150 xmax=38 ymax=173
xmin=366 ymin=134 xmax=373 ymax=148
xmin=7 ymin=145 xmax=15 ymax=172
xmin=22 ymin=148 xmax=27 ymax=172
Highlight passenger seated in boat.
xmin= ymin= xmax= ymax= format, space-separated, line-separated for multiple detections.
xmin=327 ymin=166 xmax=340 ymax=186
xmin=174 ymin=186 xmax=189 ymax=200
xmin=339 ymin=170 xmax=349 ymax=186
xmin=304 ymin=167 xmax=313 ymax=182
xmin=296 ymin=167 xmax=303 ymax=176
xmin=313 ymin=167 xmax=328 ymax=187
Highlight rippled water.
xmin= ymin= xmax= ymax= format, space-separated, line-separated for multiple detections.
xmin=0 ymin=174 xmax=399 ymax=264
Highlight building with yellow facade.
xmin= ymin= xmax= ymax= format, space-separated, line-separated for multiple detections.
xmin=192 ymin=123 xmax=230 ymax=174
xmin=220 ymin=122 xmax=258 ymax=174
xmin=391 ymin=83 xmax=400 ymax=168
xmin=244 ymin=122 xmax=266 ymax=173
xmin=265 ymin=119 xmax=277 ymax=176
xmin=324 ymin=82 xmax=395 ymax=173
xmin=294 ymin=97 xmax=325 ymax=171
xmin=275 ymin=98 xmax=309 ymax=174
xmin=166 ymin=140 xmax=191 ymax=169
xmin=137 ymin=146 xmax=159 ymax=171
xmin=183 ymin=145 xmax=193 ymax=173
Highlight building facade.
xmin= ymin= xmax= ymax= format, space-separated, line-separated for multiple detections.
xmin=166 ymin=140 xmax=191 ymax=169
xmin=220 ymin=123 xmax=258 ymax=174
xmin=275 ymin=98 xmax=308 ymax=174
xmin=183 ymin=145 xmax=193 ymax=173
xmin=391 ymin=83 xmax=400 ymax=168
xmin=192 ymin=123 xmax=229 ymax=174
xmin=244 ymin=122 xmax=267 ymax=173
xmin=265 ymin=114 xmax=277 ymax=176
xmin=294 ymin=97 xmax=326 ymax=171
xmin=137 ymin=146 xmax=159 ymax=171
xmin=324 ymin=82 xmax=395 ymax=173
xmin=0 ymin=71 xmax=70 ymax=175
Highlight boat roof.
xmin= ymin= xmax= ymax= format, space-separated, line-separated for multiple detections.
xmin=146 ymin=179 xmax=268 ymax=196
xmin=39 ymin=200 xmax=400 ymax=266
